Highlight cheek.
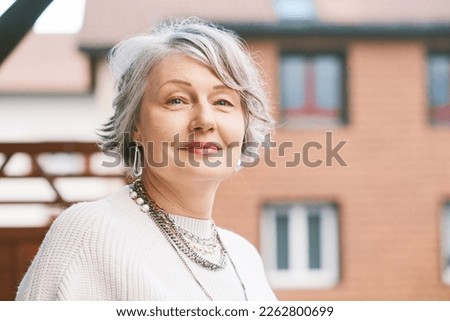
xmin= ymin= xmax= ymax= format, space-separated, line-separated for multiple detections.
xmin=146 ymin=124 xmax=166 ymax=143
xmin=232 ymin=113 xmax=246 ymax=143
xmin=143 ymin=110 xmax=182 ymax=143
xmin=221 ymin=115 xmax=246 ymax=151
xmin=139 ymin=125 xmax=175 ymax=166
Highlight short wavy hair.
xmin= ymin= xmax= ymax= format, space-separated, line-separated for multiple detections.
xmin=99 ymin=17 xmax=274 ymax=175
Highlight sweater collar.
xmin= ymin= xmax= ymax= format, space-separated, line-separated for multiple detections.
xmin=122 ymin=184 xmax=214 ymax=239
xmin=168 ymin=213 xmax=213 ymax=239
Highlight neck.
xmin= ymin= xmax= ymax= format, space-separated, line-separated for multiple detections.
xmin=139 ymin=171 xmax=220 ymax=220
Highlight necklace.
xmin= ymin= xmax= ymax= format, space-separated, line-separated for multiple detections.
xmin=130 ymin=179 xmax=226 ymax=270
xmin=129 ymin=180 xmax=248 ymax=300
xmin=175 ymin=221 xmax=219 ymax=255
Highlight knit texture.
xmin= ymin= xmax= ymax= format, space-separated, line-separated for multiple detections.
xmin=16 ymin=186 xmax=276 ymax=301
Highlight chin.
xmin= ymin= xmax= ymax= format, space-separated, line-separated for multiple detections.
xmin=176 ymin=162 xmax=234 ymax=181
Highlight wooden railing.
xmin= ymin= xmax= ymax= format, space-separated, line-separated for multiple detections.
xmin=0 ymin=142 xmax=127 ymax=207
xmin=0 ymin=142 xmax=128 ymax=300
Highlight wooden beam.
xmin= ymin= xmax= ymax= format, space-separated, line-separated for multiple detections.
xmin=0 ymin=0 xmax=53 ymax=65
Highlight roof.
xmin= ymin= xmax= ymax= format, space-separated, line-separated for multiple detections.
xmin=222 ymin=21 xmax=450 ymax=39
xmin=79 ymin=0 xmax=450 ymax=49
xmin=0 ymin=32 xmax=90 ymax=93
xmin=2 ymin=0 xmax=450 ymax=93
xmin=315 ymin=0 xmax=450 ymax=24
xmin=78 ymin=0 xmax=276 ymax=48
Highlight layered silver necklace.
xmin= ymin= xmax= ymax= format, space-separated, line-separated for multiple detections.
xmin=129 ymin=179 xmax=248 ymax=300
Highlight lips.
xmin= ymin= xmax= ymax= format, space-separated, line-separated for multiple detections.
xmin=180 ymin=141 xmax=222 ymax=155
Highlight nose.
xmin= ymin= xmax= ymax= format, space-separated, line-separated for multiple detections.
xmin=188 ymin=99 xmax=216 ymax=133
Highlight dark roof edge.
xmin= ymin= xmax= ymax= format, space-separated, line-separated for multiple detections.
xmin=79 ymin=22 xmax=450 ymax=56
xmin=221 ymin=22 xmax=450 ymax=38
xmin=79 ymin=46 xmax=110 ymax=58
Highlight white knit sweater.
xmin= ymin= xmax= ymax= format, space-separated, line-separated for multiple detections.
xmin=16 ymin=186 xmax=276 ymax=301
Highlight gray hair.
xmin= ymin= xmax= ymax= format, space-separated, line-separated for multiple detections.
xmin=99 ymin=17 xmax=274 ymax=174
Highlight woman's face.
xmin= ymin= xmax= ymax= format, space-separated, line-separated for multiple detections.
xmin=134 ymin=54 xmax=246 ymax=184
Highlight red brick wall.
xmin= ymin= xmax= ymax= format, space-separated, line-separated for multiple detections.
xmin=214 ymin=39 xmax=450 ymax=300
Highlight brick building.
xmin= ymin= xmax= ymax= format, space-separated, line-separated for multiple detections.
xmin=1 ymin=0 xmax=450 ymax=300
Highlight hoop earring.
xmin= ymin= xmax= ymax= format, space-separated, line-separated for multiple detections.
xmin=133 ymin=145 xmax=142 ymax=178
xmin=235 ymin=159 xmax=242 ymax=172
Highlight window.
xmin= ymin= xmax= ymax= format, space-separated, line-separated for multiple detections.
xmin=280 ymin=53 xmax=346 ymax=127
xmin=275 ymin=0 xmax=316 ymax=20
xmin=261 ymin=202 xmax=340 ymax=289
xmin=442 ymin=204 xmax=450 ymax=285
xmin=428 ymin=53 xmax=450 ymax=124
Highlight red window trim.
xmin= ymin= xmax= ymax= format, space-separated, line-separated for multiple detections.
xmin=431 ymin=104 xmax=450 ymax=121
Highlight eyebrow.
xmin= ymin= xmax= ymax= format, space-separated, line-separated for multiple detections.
xmin=213 ymin=84 xmax=231 ymax=90
xmin=159 ymin=80 xmax=233 ymax=91
xmin=159 ymin=79 xmax=192 ymax=89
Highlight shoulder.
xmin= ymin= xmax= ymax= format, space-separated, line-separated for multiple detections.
xmin=38 ymin=197 xmax=113 ymax=255
xmin=16 ymin=200 xmax=106 ymax=300
xmin=42 ymin=189 xmax=119 ymax=246
xmin=55 ymin=185 xmax=131 ymax=223
xmin=16 ymin=185 xmax=148 ymax=300
xmin=48 ymin=185 xmax=143 ymax=240
xmin=48 ymin=200 xmax=110 ymax=240
xmin=40 ymin=185 xmax=154 ymax=258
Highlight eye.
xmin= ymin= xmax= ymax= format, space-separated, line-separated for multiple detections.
xmin=168 ymin=97 xmax=184 ymax=105
xmin=215 ymin=99 xmax=234 ymax=107
xmin=165 ymin=96 xmax=190 ymax=108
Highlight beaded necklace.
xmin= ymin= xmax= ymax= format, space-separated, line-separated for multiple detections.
xmin=129 ymin=179 xmax=248 ymax=300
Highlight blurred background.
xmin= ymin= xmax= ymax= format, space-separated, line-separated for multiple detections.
xmin=1 ymin=0 xmax=450 ymax=300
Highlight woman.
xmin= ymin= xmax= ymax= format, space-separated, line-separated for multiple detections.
xmin=16 ymin=18 xmax=275 ymax=301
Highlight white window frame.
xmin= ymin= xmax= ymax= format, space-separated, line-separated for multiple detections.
xmin=261 ymin=203 xmax=339 ymax=289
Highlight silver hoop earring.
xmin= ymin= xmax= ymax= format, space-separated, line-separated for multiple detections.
xmin=133 ymin=145 xmax=142 ymax=178
xmin=235 ymin=159 xmax=242 ymax=172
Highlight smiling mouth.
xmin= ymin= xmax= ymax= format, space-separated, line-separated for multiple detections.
xmin=180 ymin=142 xmax=222 ymax=156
